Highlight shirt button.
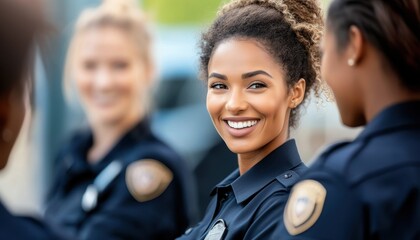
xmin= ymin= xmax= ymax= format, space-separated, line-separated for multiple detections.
xmin=220 ymin=192 xmax=229 ymax=202
xmin=184 ymin=227 xmax=193 ymax=235
xmin=284 ymin=173 xmax=292 ymax=179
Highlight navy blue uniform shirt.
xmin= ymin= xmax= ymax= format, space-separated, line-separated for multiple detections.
xmin=44 ymin=119 xmax=198 ymax=240
xmin=0 ymin=201 xmax=68 ymax=239
xmin=177 ymin=139 xmax=307 ymax=240
xmin=278 ymin=101 xmax=420 ymax=240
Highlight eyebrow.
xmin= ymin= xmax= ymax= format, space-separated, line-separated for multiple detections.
xmin=208 ymin=70 xmax=272 ymax=80
xmin=242 ymin=70 xmax=272 ymax=79
xmin=208 ymin=72 xmax=227 ymax=80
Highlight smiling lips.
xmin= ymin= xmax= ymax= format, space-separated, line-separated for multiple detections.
xmin=224 ymin=119 xmax=259 ymax=137
xmin=92 ymin=93 xmax=120 ymax=107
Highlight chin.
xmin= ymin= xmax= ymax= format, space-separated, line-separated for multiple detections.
xmin=225 ymin=142 xmax=255 ymax=155
xmin=0 ymin=152 xmax=10 ymax=169
xmin=0 ymin=162 xmax=7 ymax=170
xmin=89 ymin=108 xmax=122 ymax=121
xmin=341 ymin=115 xmax=366 ymax=128
xmin=90 ymin=115 xmax=123 ymax=126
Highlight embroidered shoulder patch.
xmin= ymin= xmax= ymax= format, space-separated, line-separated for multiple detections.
xmin=125 ymin=159 xmax=173 ymax=202
xmin=284 ymin=179 xmax=327 ymax=235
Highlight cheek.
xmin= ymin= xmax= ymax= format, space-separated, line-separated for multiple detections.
xmin=206 ymin=92 xmax=223 ymax=121
xmin=322 ymin=53 xmax=336 ymax=88
xmin=124 ymin=66 xmax=149 ymax=94
xmin=255 ymin=90 xmax=289 ymax=119
xmin=119 ymin=77 xmax=136 ymax=93
xmin=8 ymin=89 xmax=27 ymax=140
xmin=74 ymin=70 xmax=91 ymax=95
xmin=265 ymin=99 xmax=288 ymax=124
xmin=322 ymin=57 xmax=348 ymax=109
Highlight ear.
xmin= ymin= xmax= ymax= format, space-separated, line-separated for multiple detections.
xmin=346 ymin=25 xmax=364 ymax=66
xmin=288 ymin=78 xmax=306 ymax=108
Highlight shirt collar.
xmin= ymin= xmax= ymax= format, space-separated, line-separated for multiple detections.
xmin=357 ymin=100 xmax=420 ymax=140
xmin=211 ymin=139 xmax=303 ymax=204
xmin=68 ymin=118 xmax=152 ymax=173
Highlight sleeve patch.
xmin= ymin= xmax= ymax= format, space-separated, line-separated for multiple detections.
xmin=284 ymin=179 xmax=327 ymax=235
xmin=125 ymin=159 xmax=173 ymax=202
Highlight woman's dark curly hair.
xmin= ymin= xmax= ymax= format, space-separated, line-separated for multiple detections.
xmin=199 ymin=0 xmax=325 ymax=128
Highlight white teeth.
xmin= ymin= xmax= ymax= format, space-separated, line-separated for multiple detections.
xmin=227 ymin=120 xmax=258 ymax=129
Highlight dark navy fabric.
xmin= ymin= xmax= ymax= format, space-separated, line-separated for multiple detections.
xmin=277 ymin=101 xmax=420 ymax=240
xmin=177 ymin=139 xmax=307 ymax=240
xmin=44 ymin=119 xmax=197 ymax=240
xmin=0 ymin=201 xmax=67 ymax=239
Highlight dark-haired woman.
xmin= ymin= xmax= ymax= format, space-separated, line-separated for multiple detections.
xmin=0 ymin=0 xmax=68 ymax=239
xmin=177 ymin=0 xmax=325 ymax=239
xmin=280 ymin=0 xmax=420 ymax=239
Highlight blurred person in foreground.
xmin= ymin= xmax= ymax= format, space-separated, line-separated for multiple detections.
xmin=43 ymin=0 xmax=197 ymax=239
xmin=0 ymin=0 xmax=67 ymax=239
xmin=279 ymin=0 xmax=420 ymax=239
xmin=177 ymin=0 xmax=325 ymax=239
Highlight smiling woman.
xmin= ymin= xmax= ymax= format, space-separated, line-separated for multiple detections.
xmin=43 ymin=0 xmax=197 ymax=239
xmin=176 ymin=0 xmax=324 ymax=239
xmin=71 ymin=26 xmax=151 ymax=136
xmin=207 ymin=39 xmax=303 ymax=173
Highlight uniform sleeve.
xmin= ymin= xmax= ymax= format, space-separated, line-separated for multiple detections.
xmin=277 ymin=170 xmax=365 ymax=240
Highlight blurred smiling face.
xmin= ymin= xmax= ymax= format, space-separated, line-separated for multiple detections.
xmin=207 ymin=39 xmax=293 ymax=158
xmin=72 ymin=26 xmax=150 ymax=127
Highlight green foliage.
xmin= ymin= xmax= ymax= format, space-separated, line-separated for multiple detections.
xmin=143 ymin=0 xmax=225 ymax=25
xmin=142 ymin=0 xmax=331 ymax=25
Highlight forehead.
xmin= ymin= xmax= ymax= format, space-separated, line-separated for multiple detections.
xmin=209 ymin=38 xmax=284 ymax=75
xmin=75 ymin=26 xmax=138 ymax=58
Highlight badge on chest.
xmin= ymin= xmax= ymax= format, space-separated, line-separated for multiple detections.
xmin=204 ymin=219 xmax=227 ymax=240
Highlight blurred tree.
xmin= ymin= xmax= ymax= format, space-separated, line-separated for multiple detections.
xmin=143 ymin=0 xmax=331 ymax=25
xmin=143 ymin=0 xmax=224 ymax=25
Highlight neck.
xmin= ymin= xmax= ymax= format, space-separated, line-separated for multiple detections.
xmin=87 ymin=119 xmax=139 ymax=164
xmin=365 ymin=87 xmax=420 ymax=123
xmin=363 ymin=65 xmax=420 ymax=123
xmin=237 ymin=151 xmax=267 ymax=175
xmin=237 ymin=133 xmax=289 ymax=175
xmin=357 ymin=46 xmax=420 ymax=124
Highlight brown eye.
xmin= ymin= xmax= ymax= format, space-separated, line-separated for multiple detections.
xmin=112 ymin=60 xmax=128 ymax=70
xmin=83 ymin=60 xmax=97 ymax=71
xmin=248 ymin=82 xmax=266 ymax=89
xmin=210 ymin=83 xmax=227 ymax=89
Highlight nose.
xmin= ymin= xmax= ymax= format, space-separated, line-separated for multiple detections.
xmin=94 ymin=68 xmax=113 ymax=90
xmin=226 ymin=89 xmax=247 ymax=114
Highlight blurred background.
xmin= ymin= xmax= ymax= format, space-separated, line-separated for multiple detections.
xmin=0 ymin=0 xmax=360 ymax=218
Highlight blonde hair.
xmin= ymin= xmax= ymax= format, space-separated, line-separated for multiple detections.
xmin=63 ymin=0 xmax=153 ymax=103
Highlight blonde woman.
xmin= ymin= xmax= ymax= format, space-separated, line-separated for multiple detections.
xmin=44 ymin=1 xmax=196 ymax=239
